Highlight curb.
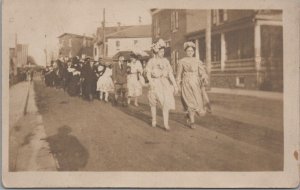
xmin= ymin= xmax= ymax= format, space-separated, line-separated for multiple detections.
xmin=15 ymin=81 xmax=58 ymax=171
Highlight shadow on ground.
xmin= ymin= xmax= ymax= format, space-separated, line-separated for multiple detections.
xmin=43 ymin=125 xmax=89 ymax=171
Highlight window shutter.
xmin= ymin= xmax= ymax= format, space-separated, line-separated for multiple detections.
xmin=170 ymin=12 xmax=173 ymax=31
xmin=175 ymin=11 xmax=179 ymax=29
xmin=213 ymin=10 xmax=217 ymax=24
xmin=224 ymin=10 xmax=228 ymax=21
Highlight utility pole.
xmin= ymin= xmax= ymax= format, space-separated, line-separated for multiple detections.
xmin=102 ymin=8 xmax=106 ymax=58
xmin=14 ymin=33 xmax=18 ymax=75
xmin=45 ymin=34 xmax=48 ymax=66
xmin=206 ymin=10 xmax=212 ymax=89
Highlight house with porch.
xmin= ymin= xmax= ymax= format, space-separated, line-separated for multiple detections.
xmin=151 ymin=9 xmax=283 ymax=91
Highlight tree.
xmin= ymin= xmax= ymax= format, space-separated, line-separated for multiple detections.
xmin=27 ymin=55 xmax=37 ymax=65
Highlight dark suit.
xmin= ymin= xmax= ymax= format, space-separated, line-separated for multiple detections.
xmin=112 ymin=61 xmax=128 ymax=105
xmin=113 ymin=61 xmax=128 ymax=85
xmin=81 ymin=62 xmax=94 ymax=100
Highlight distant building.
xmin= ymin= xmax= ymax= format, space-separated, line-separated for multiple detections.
xmin=93 ymin=24 xmax=152 ymax=59
xmin=105 ymin=25 xmax=152 ymax=57
xmin=93 ymin=25 xmax=132 ymax=60
xmin=58 ymin=33 xmax=94 ymax=59
xmin=16 ymin=44 xmax=28 ymax=67
xmin=151 ymin=9 xmax=283 ymax=91
xmin=9 ymin=48 xmax=17 ymax=76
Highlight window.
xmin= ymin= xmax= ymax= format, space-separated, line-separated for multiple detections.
xmin=94 ymin=47 xmax=97 ymax=56
xmin=218 ymin=10 xmax=228 ymax=23
xmin=116 ymin=40 xmax=120 ymax=50
xmin=212 ymin=10 xmax=228 ymax=25
xmin=236 ymin=76 xmax=245 ymax=87
xmin=59 ymin=40 xmax=63 ymax=48
xmin=155 ymin=18 xmax=160 ymax=37
xmin=212 ymin=10 xmax=218 ymax=25
xmin=211 ymin=35 xmax=221 ymax=62
xmin=83 ymin=38 xmax=87 ymax=47
xmin=134 ymin=40 xmax=138 ymax=45
xmin=171 ymin=11 xmax=179 ymax=32
xmin=226 ymin=28 xmax=254 ymax=60
xmin=175 ymin=11 xmax=179 ymax=29
xmin=165 ymin=40 xmax=171 ymax=47
xmin=68 ymin=39 xmax=72 ymax=47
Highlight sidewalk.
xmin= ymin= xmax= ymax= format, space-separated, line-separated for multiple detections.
xmin=209 ymin=87 xmax=283 ymax=100
xmin=9 ymin=81 xmax=57 ymax=171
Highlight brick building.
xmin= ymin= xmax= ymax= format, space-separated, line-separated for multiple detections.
xmin=151 ymin=9 xmax=283 ymax=91
xmin=151 ymin=9 xmax=207 ymax=72
xmin=58 ymin=33 xmax=94 ymax=58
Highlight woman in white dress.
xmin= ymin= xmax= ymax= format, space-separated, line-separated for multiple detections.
xmin=127 ymin=53 xmax=144 ymax=106
xmin=96 ymin=64 xmax=114 ymax=102
xmin=146 ymin=39 xmax=179 ymax=131
xmin=176 ymin=41 xmax=211 ymax=128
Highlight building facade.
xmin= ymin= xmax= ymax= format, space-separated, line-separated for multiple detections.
xmin=151 ymin=9 xmax=283 ymax=91
xmin=151 ymin=9 xmax=207 ymax=72
xmin=16 ymin=44 xmax=28 ymax=67
xmin=105 ymin=25 xmax=152 ymax=57
xmin=9 ymin=48 xmax=17 ymax=76
xmin=58 ymin=33 xmax=93 ymax=59
xmin=93 ymin=25 xmax=132 ymax=60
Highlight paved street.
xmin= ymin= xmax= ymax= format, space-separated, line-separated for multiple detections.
xmin=11 ymin=77 xmax=281 ymax=172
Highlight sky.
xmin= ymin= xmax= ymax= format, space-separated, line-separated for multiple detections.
xmin=4 ymin=0 xmax=152 ymax=66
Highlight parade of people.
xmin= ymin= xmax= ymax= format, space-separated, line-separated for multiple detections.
xmin=40 ymin=38 xmax=212 ymax=131
xmin=7 ymin=3 xmax=286 ymax=177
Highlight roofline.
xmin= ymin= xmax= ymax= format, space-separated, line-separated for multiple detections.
xmin=150 ymin=9 xmax=162 ymax=15
xmin=106 ymin=36 xmax=152 ymax=39
xmin=57 ymin=33 xmax=94 ymax=39
xmin=105 ymin=24 xmax=151 ymax=38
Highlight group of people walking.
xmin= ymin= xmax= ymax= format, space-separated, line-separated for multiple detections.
xmin=146 ymin=39 xmax=211 ymax=130
xmin=42 ymin=39 xmax=211 ymax=131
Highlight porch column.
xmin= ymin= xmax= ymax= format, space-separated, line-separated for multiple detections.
xmin=195 ymin=39 xmax=200 ymax=60
xmin=220 ymin=32 xmax=226 ymax=71
xmin=254 ymin=23 xmax=262 ymax=71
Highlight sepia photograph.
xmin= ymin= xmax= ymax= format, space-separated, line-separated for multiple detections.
xmin=2 ymin=0 xmax=299 ymax=188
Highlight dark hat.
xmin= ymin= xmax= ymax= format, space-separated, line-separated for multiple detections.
xmin=129 ymin=52 xmax=139 ymax=59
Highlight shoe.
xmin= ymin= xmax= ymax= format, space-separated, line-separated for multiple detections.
xmin=186 ymin=116 xmax=195 ymax=129
xmin=186 ymin=116 xmax=191 ymax=127
xmin=206 ymin=104 xmax=212 ymax=114
xmin=190 ymin=123 xmax=196 ymax=129
xmin=164 ymin=126 xmax=170 ymax=131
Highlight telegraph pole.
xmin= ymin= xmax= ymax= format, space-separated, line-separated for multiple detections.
xmin=45 ymin=34 xmax=48 ymax=66
xmin=206 ymin=10 xmax=212 ymax=88
xmin=102 ymin=8 xmax=106 ymax=58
